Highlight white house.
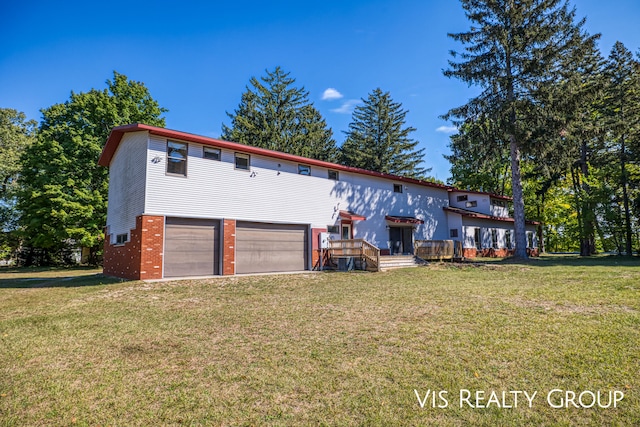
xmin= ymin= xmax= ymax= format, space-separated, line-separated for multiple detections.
xmin=98 ymin=123 xmax=538 ymax=280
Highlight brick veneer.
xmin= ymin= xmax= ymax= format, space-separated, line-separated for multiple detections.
xmin=463 ymin=247 xmax=539 ymax=259
xmin=222 ymin=219 xmax=236 ymax=275
xmin=311 ymin=228 xmax=326 ymax=270
xmin=103 ymin=215 xmax=164 ymax=280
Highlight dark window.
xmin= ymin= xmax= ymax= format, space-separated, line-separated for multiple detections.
xmin=328 ymin=170 xmax=339 ymax=180
xmin=527 ymin=231 xmax=534 ymax=248
xmin=474 ymin=228 xmax=481 ymax=249
xmin=450 ymin=229 xmax=459 ymax=238
xmin=491 ymin=229 xmax=498 ymax=249
xmin=204 ymin=147 xmax=221 ymax=160
xmin=116 ymin=233 xmax=128 ymax=245
xmin=167 ymin=141 xmax=187 ymax=175
xmin=235 ymin=153 xmax=250 ymax=170
xmin=298 ymin=165 xmax=311 ymax=176
xmin=505 ymin=230 xmax=512 ymax=249
xmin=327 ymin=225 xmax=339 ymax=233
xmin=457 ymin=195 xmax=468 ymax=202
xmin=465 ymin=200 xmax=478 ymax=208
xmin=393 ymin=184 xmax=403 ymax=193
xmin=491 ymin=199 xmax=506 ymax=207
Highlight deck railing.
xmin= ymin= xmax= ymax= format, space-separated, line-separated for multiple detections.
xmin=414 ymin=240 xmax=463 ymax=261
xmin=328 ymin=239 xmax=380 ymax=271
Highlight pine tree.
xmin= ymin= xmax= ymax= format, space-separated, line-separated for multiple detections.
xmin=222 ymin=67 xmax=338 ymax=162
xmin=341 ymin=88 xmax=427 ymax=179
xmin=17 ymin=72 xmax=166 ymax=265
xmin=443 ymin=0 xmax=595 ymax=258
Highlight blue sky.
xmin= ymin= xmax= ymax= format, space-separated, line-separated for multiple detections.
xmin=1 ymin=0 xmax=638 ymax=181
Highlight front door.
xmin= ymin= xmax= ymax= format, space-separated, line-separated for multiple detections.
xmin=389 ymin=226 xmax=413 ymax=255
xmin=341 ymin=223 xmax=352 ymax=240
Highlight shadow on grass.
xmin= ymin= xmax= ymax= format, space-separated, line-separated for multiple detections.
xmin=0 ymin=267 xmax=128 ymax=289
xmin=471 ymin=253 xmax=640 ymax=268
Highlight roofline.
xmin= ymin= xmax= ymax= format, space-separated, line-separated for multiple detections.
xmin=444 ymin=206 xmax=540 ymax=225
xmin=447 ymin=188 xmax=512 ymax=201
xmin=99 ymin=123 xmax=453 ymax=190
xmin=98 ymin=124 xmax=514 ymax=200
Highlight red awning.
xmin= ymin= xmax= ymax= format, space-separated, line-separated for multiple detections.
xmin=339 ymin=210 xmax=367 ymax=221
xmin=385 ymin=215 xmax=424 ymax=224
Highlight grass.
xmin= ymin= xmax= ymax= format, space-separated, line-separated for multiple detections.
xmin=0 ymin=255 xmax=639 ymax=426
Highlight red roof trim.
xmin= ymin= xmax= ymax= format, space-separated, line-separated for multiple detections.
xmin=448 ymin=188 xmax=512 ymax=201
xmin=385 ymin=215 xmax=425 ymax=225
xmin=339 ymin=210 xmax=367 ymax=221
xmin=444 ymin=206 xmax=540 ymax=225
xmin=98 ymin=124 xmax=450 ymax=190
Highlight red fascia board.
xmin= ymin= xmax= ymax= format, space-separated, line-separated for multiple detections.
xmin=447 ymin=188 xmax=512 ymax=201
xmin=339 ymin=211 xmax=367 ymax=221
xmin=385 ymin=215 xmax=425 ymax=225
xmin=98 ymin=124 xmax=451 ymax=191
xmin=444 ymin=206 xmax=539 ymax=225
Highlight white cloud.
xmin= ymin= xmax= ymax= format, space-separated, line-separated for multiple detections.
xmin=321 ymin=88 xmax=344 ymax=101
xmin=436 ymin=125 xmax=458 ymax=134
xmin=330 ymin=99 xmax=361 ymax=114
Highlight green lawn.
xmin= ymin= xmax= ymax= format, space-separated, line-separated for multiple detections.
xmin=1 ymin=256 xmax=639 ymax=426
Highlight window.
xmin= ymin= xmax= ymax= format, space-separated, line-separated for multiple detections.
xmin=327 ymin=225 xmax=339 ymax=234
xmin=505 ymin=230 xmax=513 ymax=249
xmin=115 ymin=233 xmax=128 ymax=245
xmin=298 ymin=165 xmax=311 ymax=176
xmin=457 ymin=195 xmax=468 ymax=202
xmin=393 ymin=184 xmax=403 ymax=193
xmin=235 ymin=153 xmax=250 ymax=170
xmin=203 ymin=147 xmax=221 ymax=160
xmin=465 ymin=200 xmax=478 ymax=208
xmin=474 ymin=228 xmax=481 ymax=250
xmin=450 ymin=228 xmax=459 ymax=238
xmin=527 ymin=231 xmax=535 ymax=248
xmin=491 ymin=229 xmax=498 ymax=249
xmin=328 ymin=170 xmax=339 ymax=181
xmin=491 ymin=199 xmax=506 ymax=207
xmin=167 ymin=141 xmax=187 ymax=175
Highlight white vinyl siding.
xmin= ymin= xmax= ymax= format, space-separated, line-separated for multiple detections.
xmin=143 ymin=135 xmax=450 ymax=250
xmin=105 ymin=131 xmax=148 ymax=242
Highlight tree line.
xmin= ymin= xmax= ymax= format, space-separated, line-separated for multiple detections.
xmin=444 ymin=0 xmax=640 ymax=257
xmin=1 ymin=69 xmax=426 ymax=266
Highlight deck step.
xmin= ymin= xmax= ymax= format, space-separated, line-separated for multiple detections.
xmin=378 ymin=255 xmax=424 ymax=271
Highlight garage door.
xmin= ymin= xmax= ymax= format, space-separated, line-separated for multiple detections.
xmin=164 ymin=217 xmax=219 ymax=277
xmin=236 ymin=222 xmax=308 ymax=274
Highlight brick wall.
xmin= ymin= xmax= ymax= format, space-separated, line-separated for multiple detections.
xmin=222 ymin=219 xmax=236 ymax=275
xmin=138 ymin=215 xmax=165 ymax=280
xmin=103 ymin=215 xmax=165 ymax=280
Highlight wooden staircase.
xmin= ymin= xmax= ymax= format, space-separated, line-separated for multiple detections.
xmin=378 ymin=255 xmax=423 ymax=271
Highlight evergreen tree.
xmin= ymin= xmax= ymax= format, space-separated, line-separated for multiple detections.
xmin=17 ymin=72 xmax=166 ymax=265
xmin=600 ymin=41 xmax=640 ymax=255
xmin=444 ymin=0 xmax=596 ymax=258
xmin=222 ymin=67 xmax=338 ymax=162
xmin=341 ymin=88 xmax=427 ymax=178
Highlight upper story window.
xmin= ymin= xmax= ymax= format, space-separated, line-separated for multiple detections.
xmin=491 ymin=199 xmax=506 ymax=207
xmin=235 ymin=153 xmax=250 ymax=170
xmin=298 ymin=165 xmax=311 ymax=176
xmin=393 ymin=183 xmax=403 ymax=193
xmin=204 ymin=147 xmax=221 ymax=161
xmin=328 ymin=170 xmax=339 ymax=181
xmin=167 ymin=141 xmax=187 ymax=176
xmin=457 ymin=195 xmax=468 ymax=202
xmin=465 ymin=200 xmax=478 ymax=208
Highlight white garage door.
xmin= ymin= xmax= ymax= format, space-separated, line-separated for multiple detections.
xmin=236 ymin=222 xmax=308 ymax=274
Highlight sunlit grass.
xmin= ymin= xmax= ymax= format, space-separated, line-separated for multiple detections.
xmin=0 ymin=256 xmax=639 ymax=425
